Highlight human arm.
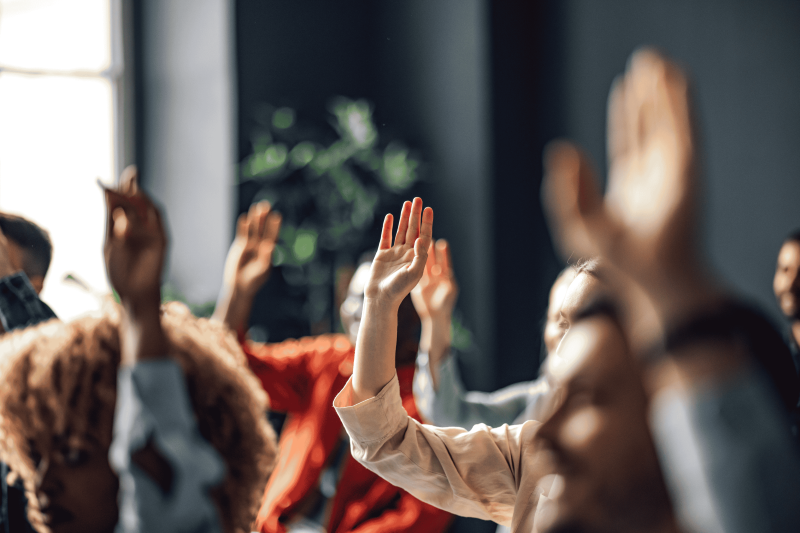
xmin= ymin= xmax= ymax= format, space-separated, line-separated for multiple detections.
xmin=542 ymin=49 xmax=800 ymax=533
xmin=103 ymin=167 xmax=224 ymax=533
xmin=350 ymin=197 xmax=432 ymax=403
xmin=335 ymin=374 xmax=542 ymax=527
xmin=414 ymin=351 xmax=549 ymax=427
xmin=410 ymin=239 xmax=458 ymax=388
xmin=212 ymin=201 xmax=281 ymax=332
xmin=241 ymin=334 xmax=352 ymax=413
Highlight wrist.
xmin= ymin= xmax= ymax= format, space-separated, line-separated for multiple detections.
xmin=363 ymin=297 xmax=401 ymax=317
xmin=121 ymin=290 xmax=162 ymax=320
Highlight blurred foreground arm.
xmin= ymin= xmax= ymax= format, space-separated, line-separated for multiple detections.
xmin=104 ymin=167 xmax=224 ymax=533
xmin=543 ymin=49 xmax=800 ymax=533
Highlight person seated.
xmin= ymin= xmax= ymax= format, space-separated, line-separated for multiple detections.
xmin=211 ymin=203 xmax=453 ymax=533
xmin=0 ymin=169 xmax=277 ymax=533
xmin=333 ymin=49 xmax=800 ymax=533
xmin=412 ymin=245 xmax=573 ymax=428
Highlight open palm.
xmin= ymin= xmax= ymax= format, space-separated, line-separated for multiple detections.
xmin=543 ymin=49 xmax=699 ymax=290
xmin=223 ymin=201 xmax=282 ymax=296
xmin=411 ymin=239 xmax=458 ymax=322
xmin=365 ymin=198 xmax=434 ymax=307
xmin=103 ymin=167 xmax=166 ymax=304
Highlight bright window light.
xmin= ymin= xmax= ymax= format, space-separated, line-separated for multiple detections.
xmin=0 ymin=0 xmax=118 ymax=321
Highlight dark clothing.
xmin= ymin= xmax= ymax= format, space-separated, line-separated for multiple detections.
xmin=0 ymin=272 xmax=56 ymax=332
xmin=0 ymin=272 xmax=56 ymax=533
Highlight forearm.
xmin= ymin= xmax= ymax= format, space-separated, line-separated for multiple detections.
xmin=419 ymin=316 xmax=452 ymax=390
xmin=120 ymin=293 xmax=168 ymax=366
xmin=211 ymin=283 xmax=255 ymax=332
xmin=352 ymin=298 xmax=399 ymax=403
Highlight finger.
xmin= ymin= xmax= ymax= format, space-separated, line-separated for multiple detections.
xmin=378 ymin=214 xmax=393 ymax=250
xmin=236 ymin=213 xmax=248 ymax=239
xmin=394 ymin=201 xmax=412 ymax=246
xmin=112 ymin=207 xmax=129 ymax=240
xmin=247 ymin=205 xmax=258 ymax=239
xmin=419 ymin=206 xmax=433 ymax=244
xmin=542 ymin=141 xmax=602 ymax=261
xmin=257 ymin=201 xmax=274 ymax=237
xmin=256 ymin=204 xmax=269 ymax=238
xmin=409 ymin=209 xmax=433 ymax=276
xmin=405 ymin=197 xmax=423 ymax=246
xmin=264 ymin=212 xmax=282 ymax=243
xmin=118 ymin=165 xmax=138 ymax=195
xmin=436 ymin=239 xmax=450 ymax=277
xmin=424 ymin=241 xmax=436 ymax=278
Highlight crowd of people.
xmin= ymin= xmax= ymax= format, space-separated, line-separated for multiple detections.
xmin=0 ymin=47 xmax=798 ymax=533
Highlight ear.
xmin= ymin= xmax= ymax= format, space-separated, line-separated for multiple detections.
xmin=29 ymin=275 xmax=45 ymax=294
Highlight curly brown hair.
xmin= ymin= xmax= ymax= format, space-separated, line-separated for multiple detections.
xmin=0 ymin=302 xmax=277 ymax=533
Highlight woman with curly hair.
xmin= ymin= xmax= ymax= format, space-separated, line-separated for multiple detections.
xmin=0 ymin=169 xmax=277 ymax=533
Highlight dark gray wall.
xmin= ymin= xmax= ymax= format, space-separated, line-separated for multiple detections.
xmin=561 ymin=0 xmax=800 ymax=322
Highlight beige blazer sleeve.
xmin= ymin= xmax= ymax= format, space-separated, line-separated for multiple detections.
xmin=334 ymin=374 xmax=552 ymax=531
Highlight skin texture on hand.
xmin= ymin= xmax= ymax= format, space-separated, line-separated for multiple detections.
xmin=411 ymin=239 xmax=458 ymax=389
xmin=102 ymin=166 xmax=168 ymax=365
xmin=351 ymin=197 xmax=433 ymax=403
xmin=212 ymin=201 xmax=281 ymax=332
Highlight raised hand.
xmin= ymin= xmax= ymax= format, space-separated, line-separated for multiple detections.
xmin=542 ymin=49 xmax=717 ymax=330
xmin=411 ymin=239 xmax=459 ymax=323
xmin=351 ymin=198 xmax=433 ymax=402
xmin=411 ymin=238 xmax=457 ymax=386
xmin=103 ymin=166 xmax=166 ymax=307
xmin=222 ymin=201 xmax=282 ymax=297
xmin=212 ymin=202 xmax=281 ymax=332
xmin=365 ymin=198 xmax=434 ymax=308
xmin=103 ymin=166 xmax=167 ymax=364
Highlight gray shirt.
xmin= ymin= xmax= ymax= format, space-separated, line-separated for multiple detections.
xmin=413 ymin=351 xmax=551 ymax=428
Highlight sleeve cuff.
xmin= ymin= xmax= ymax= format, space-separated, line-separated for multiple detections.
xmin=334 ymin=373 xmax=409 ymax=446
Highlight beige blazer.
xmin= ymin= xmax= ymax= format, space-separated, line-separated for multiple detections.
xmin=334 ymin=373 xmax=555 ymax=533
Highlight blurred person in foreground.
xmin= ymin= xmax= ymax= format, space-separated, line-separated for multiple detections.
xmin=411 ymin=240 xmax=573 ymax=429
xmin=332 ymin=49 xmax=800 ymax=533
xmin=211 ymin=202 xmax=453 ymax=533
xmin=0 ymin=169 xmax=277 ymax=533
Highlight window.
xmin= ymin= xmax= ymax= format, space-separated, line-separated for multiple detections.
xmin=0 ymin=0 xmax=123 ymax=320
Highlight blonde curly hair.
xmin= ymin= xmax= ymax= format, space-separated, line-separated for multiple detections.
xmin=0 ymin=302 xmax=277 ymax=533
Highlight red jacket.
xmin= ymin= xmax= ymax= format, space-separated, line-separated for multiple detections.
xmin=242 ymin=334 xmax=453 ymax=533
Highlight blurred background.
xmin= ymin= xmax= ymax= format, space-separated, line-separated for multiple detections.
xmin=1 ymin=2 xmax=799 ymax=529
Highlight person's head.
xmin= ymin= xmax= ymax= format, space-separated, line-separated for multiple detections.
xmin=774 ymin=231 xmax=800 ymax=322
xmin=543 ymin=266 xmax=577 ymax=355
xmin=340 ymin=255 xmax=421 ymax=367
xmin=536 ymin=264 xmax=674 ymax=533
xmin=0 ymin=303 xmax=277 ymax=533
xmin=0 ymin=213 xmax=53 ymax=294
